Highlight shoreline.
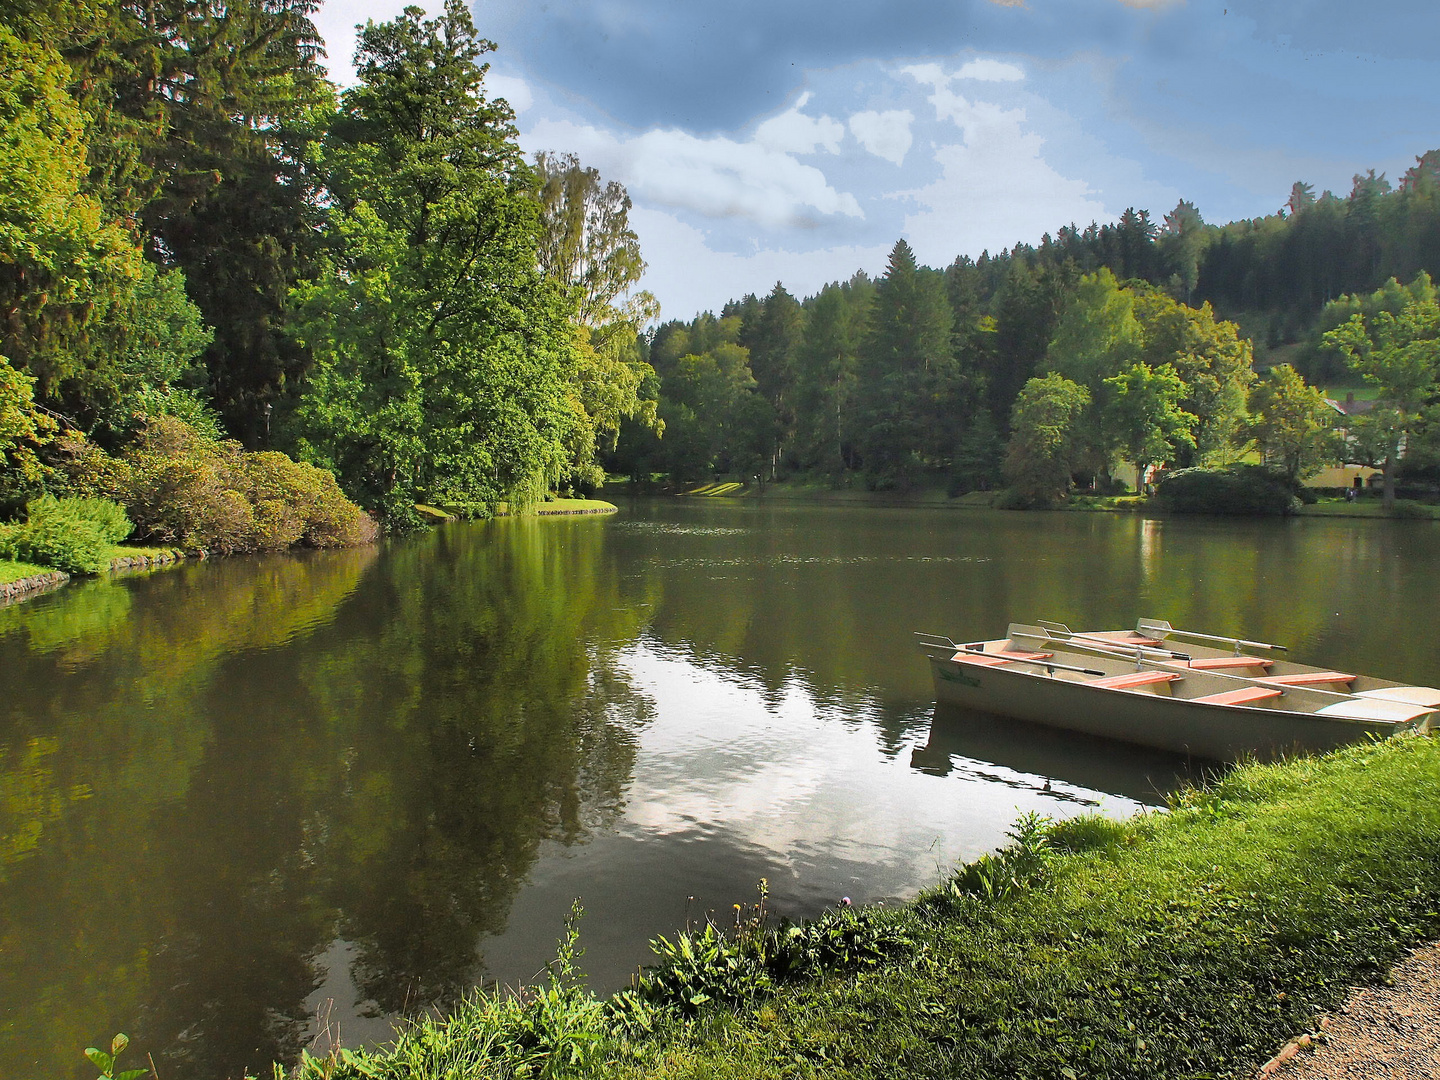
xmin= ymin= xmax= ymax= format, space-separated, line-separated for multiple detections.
xmin=0 ymin=502 xmax=619 ymax=606
xmin=289 ymin=732 xmax=1440 ymax=1080
xmin=605 ymin=481 xmax=1438 ymax=518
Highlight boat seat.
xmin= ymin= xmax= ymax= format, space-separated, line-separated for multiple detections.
xmin=1089 ymin=671 xmax=1181 ymax=690
xmin=1193 ymin=686 xmax=1284 ymax=706
xmin=952 ymin=650 xmax=1053 ymax=667
xmin=1259 ymin=671 xmax=1356 ymax=686
xmin=1186 ymin=656 xmax=1274 ymax=670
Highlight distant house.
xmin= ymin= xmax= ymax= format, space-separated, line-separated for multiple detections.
xmin=1314 ymin=392 xmax=1387 ymax=490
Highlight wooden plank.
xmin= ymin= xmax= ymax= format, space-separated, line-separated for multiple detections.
xmin=1090 ymin=671 xmax=1181 ymax=690
xmin=1193 ymin=686 xmax=1285 ymax=706
xmin=1261 ymin=671 xmax=1356 ymax=686
xmin=1187 ymin=656 xmax=1275 ymax=670
xmin=952 ymin=651 xmax=1053 ymax=667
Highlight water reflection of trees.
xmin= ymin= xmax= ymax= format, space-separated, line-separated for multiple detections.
xmin=0 ymin=519 xmax=655 ymax=1080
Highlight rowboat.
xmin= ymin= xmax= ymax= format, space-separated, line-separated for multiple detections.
xmin=916 ymin=622 xmax=1438 ymax=762
xmin=1040 ymin=619 xmax=1440 ymax=709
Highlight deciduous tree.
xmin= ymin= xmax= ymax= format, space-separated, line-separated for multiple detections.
xmin=1102 ymin=362 xmax=1197 ymax=490
xmin=292 ymin=0 xmax=576 ymax=525
xmin=1244 ymin=364 xmax=1338 ymax=482
xmin=1322 ymin=274 xmax=1440 ymax=508
xmin=1003 ymin=373 xmax=1091 ymax=505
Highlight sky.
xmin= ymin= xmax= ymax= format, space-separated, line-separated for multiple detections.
xmin=311 ymin=0 xmax=1440 ymax=322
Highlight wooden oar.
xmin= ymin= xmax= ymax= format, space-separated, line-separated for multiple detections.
xmin=1032 ymin=621 xmax=1194 ymax=661
xmin=1137 ymin=618 xmax=1288 ymax=654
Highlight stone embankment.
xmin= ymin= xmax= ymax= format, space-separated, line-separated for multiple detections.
xmin=108 ymin=550 xmax=187 ymax=572
xmin=2 ymin=549 xmax=188 ymax=605
xmin=0 ymin=570 xmax=69 ymax=603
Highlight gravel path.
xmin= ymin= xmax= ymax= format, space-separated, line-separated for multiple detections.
xmin=1260 ymin=942 xmax=1440 ymax=1080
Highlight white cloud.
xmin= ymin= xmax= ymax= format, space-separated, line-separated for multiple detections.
xmin=956 ymin=58 xmax=1026 ymax=82
xmin=311 ymin=0 xmax=412 ymax=86
xmin=523 ymin=119 xmax=863 ymax=228
xmin=848 ymin=109 xmax=915 ymax=165
xmin=897 ymin=64 xmax=1108 ymax=264
xmin=485 ymin=73 xmax=533 ymax=115
xmin=628 ymin=208 xmax=890 ymax=320
xmin=755 ymin=100 xmax=846 ymax=155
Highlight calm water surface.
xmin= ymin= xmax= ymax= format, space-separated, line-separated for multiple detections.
xmin=3 ymin=501 xmax=1438 ymax=1078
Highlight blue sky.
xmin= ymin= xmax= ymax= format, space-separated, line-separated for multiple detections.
xmin=313 ymin=0 xmax=1440 ymax=321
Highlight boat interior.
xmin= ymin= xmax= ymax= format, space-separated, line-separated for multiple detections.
xmin=915 ymin=624 xmax=1438 ymax=728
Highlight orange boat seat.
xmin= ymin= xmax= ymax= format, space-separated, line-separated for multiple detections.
xmin=1090 ymin=671 xmax=1181 ymax=690
xmin=1186 ymin=656 xmax=1275 ymax=670
xmin=1193 ymin=686 xmax=1284 ymax=706
xmin=953 ymin=651 xmax=1053 ymax=667
xmin=1260 ymin=671 xmax=1356 ymax=686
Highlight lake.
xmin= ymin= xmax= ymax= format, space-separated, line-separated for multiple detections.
xmin=2 ymin=500 xmax=1437 ymax=1079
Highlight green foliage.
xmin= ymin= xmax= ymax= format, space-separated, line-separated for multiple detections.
xmin=0 ymin=28 xmax=140 ymax=389
xmin=28 ymin=495 xmax=133 ymax=543
xmin=1132 ymin=287 xmax=1255 ymax=465
xmin=0 ymin=496 xmax=125 ymax=574
xmin=84 ymin=1032 xmax=150 ymax=1080
xmin=855 ymin=240 xmax=956 ymax=488
xmin=1003 ymin=373 xmax=1091 ymax=505
xmin=928 ymin=811 xmax=1055 ymax=906
xmin=1244 ymin=364 xmax=1339 ymax=481
xmin=1153 ymin=464 xmax=1301 ymax=516
xmin=289 ymin=902 xmax=609 ymax=1080
xmin=293 ymin=0 xmax=576 ymax=524
xmin=618 ymin=880 xmax=913 ymax=1023
xmin=1321 ymin=273 xmax=1440 ymax=507
xmin=111 ymin=415 xmax=375 ymax=553
xmin=1102 ymin=361 xmax=1198 ymax=481
xmin=0 ymin=355 xmax=57 ymax=508
xmin=534 ymin=152 xmax=662 ymax=491
xmin=1044 ymin=268 xmax=1143 ymax=390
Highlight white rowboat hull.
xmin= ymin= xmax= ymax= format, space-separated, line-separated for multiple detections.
xmin=924 ymin=649 xmax=1432 ymax=762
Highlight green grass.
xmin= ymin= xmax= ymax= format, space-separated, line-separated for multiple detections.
xmin=535 ymin=498 xmax=618 ymax=514
xmin=291 ymin=733 xmax=1440 ymax=1080
xmin=1 ymin=544 xmax=183 ymax=588
xmin=1299 ymin=498 xmax=1439 ymax=519
xmin=0 ymin=558 xmax=55 ymax=585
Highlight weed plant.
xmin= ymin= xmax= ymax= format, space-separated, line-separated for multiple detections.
xmin=279 ymin=733 xmax=1440 ymax=1080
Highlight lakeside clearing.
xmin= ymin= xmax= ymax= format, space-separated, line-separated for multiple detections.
xmin=291 ymin=731 xmax=1440 ymax=1080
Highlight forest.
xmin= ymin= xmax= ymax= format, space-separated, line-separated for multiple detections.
xmin=0 ymin=0 xmax=658 ymax=557
xmin=609 ymin=164 xmax=1440 ymax=510
xmin=2 ymin=0 xmax=1439 ymax=550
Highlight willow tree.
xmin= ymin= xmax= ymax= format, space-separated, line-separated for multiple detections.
xmin=293 ymin=0 xmax=577 ymax=525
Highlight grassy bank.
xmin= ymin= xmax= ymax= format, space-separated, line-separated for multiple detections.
xmin=288 ymin=732 xmax=1440 ymax=1080
xmin=0 ymin=558 xmax=50 ymax=585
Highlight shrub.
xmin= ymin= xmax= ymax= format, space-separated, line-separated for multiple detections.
xmin=0 ymin=496 xmax=132 ymax=575
xmin=27 ymin=495 xmax=133 ymax=543
xmin=1152 ymin=464 xmax=1300 ymax=516
xmin=242 ymin=451 xmax=377 ymax=548
xmin=1389 ymin=499 xmax=1434 ymax=520
xmin=1 ymin=515 xmax=109 ymax=574
xmin=114 ymin=416 xmax=376 ymax=553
